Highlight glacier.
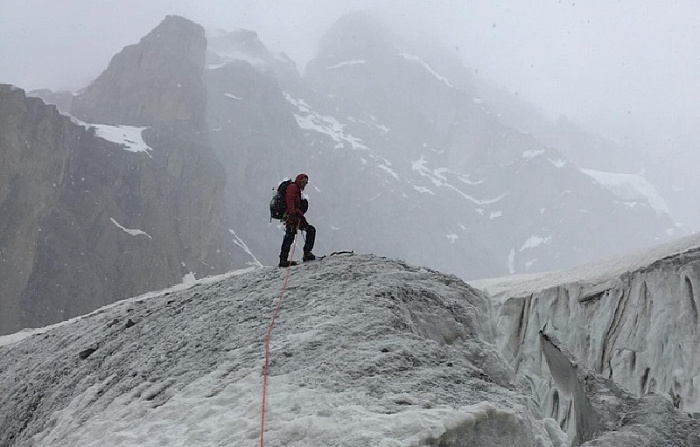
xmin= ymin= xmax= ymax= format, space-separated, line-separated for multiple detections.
xmin=3 ymin=238 xmax=700 ymax=446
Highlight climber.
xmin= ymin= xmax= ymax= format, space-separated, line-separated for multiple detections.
xmin=279 ymin=173 xmax=316 ymax=267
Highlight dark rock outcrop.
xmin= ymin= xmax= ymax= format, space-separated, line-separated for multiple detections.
xmin=1 ymin=15 xmax=237 ymax=335
xmin=27 ymin=89 xmax=74 ymax=115
xmin=0 ymin=83 xmax=232 ymax=336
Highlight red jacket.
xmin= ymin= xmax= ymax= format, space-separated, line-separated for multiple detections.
xmin=285 ymin=180 xmax=304 ymax=218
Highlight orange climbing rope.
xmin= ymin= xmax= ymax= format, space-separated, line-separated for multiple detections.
xmin=260 ymin=229 xmax=299 ymax=447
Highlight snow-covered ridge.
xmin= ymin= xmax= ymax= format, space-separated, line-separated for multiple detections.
xmin=284 ymin=92 xmax=400 ymax=183
xmin=521 ymin=149 xmax=567 ymax=168
xmin=0 ymin=253 xmax=566 ymax=447
xmin=69 ymin=115 xmax=152 ymax=155
xmin=0 ymin=266 xmax=257 ymax=348
xmin=411 ymin=155 xmax=507 ymax=206
xmin=284 ymin=93 xmax=366 ymax=151
xmin=347 ymin=115 xmax=390 ymax=134
xmin=399 ymin=52 xmax=454 ymax=88
xmin=582 ymin=169 xmax=669 ymax=215
xmin=91 ymin=125 xmax=151 ymax=154
xmin=110 ymin=218 xmax=152 ymax=239
xmin=228 ymin=228 xmax=263 ymax=268
xmin=206 ymin=49 xmax=283 ymax=70
xmin=522 ymin=149 xmax=545 ymax=159
xmin=326 ymin=59 xmax=367 ymax=69
xmin=472 ymin=232 xmax=700 ymax=299
xmin=519 ymin=235 xmax=552 ymax=252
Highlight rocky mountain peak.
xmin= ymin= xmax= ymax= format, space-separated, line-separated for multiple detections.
xmin=207 ymin=29 xmax=270 ymax=62
xmin=205 ymin=28 xmax=302 ymax=89
xmin=317 ymin=11 xmax=398 ymax=62
xmin=314 ymin=10 xmax=474 ymax=95
xmin=138 ymin=15 xmax=206 ymax=67
xmin=71 ymin=15 xmax=207 ymax=130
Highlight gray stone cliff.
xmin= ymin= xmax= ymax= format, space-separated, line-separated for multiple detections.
xmin=0 ymin=16 xmax=237 ymax=335
xmin=0 ymin=84 xmax=233 ymax=335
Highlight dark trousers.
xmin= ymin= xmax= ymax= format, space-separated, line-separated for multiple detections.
xmin=279 ymin=218 xmax=316 ymax=262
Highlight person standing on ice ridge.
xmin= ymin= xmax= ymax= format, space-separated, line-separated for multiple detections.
xmin=279 ymin=173 xmax=316 ymax=267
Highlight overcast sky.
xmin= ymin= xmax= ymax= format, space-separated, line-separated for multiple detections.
xmin=1 ymin=0 xmax=698 ymax=148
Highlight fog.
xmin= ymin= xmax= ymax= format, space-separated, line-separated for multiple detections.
xmin=2 ymin=0 xmax=698 ymax=156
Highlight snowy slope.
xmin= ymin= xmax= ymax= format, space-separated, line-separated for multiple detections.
xmin=0 ymin=254 xmax=564 ymax=447
xmin=3 ymin=250 xmax=700 ymax=446
xmin=581 ymin=169 xmax=670 ymax=216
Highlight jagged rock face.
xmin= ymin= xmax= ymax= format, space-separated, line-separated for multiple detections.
xmin=1 ymin=15 xmax=240 ymax=335
xmin=71 ymin=15 xmax=207 ymax=131
xmin=482 ymin=237 xmax=700 ymax=441
xmin=27 ymin=89 xmax=74 ymax=115
xmin=0 ymin=86 xmax=75 ymax=335
xmin=0 ymin=85 xmax=234 ymax=336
